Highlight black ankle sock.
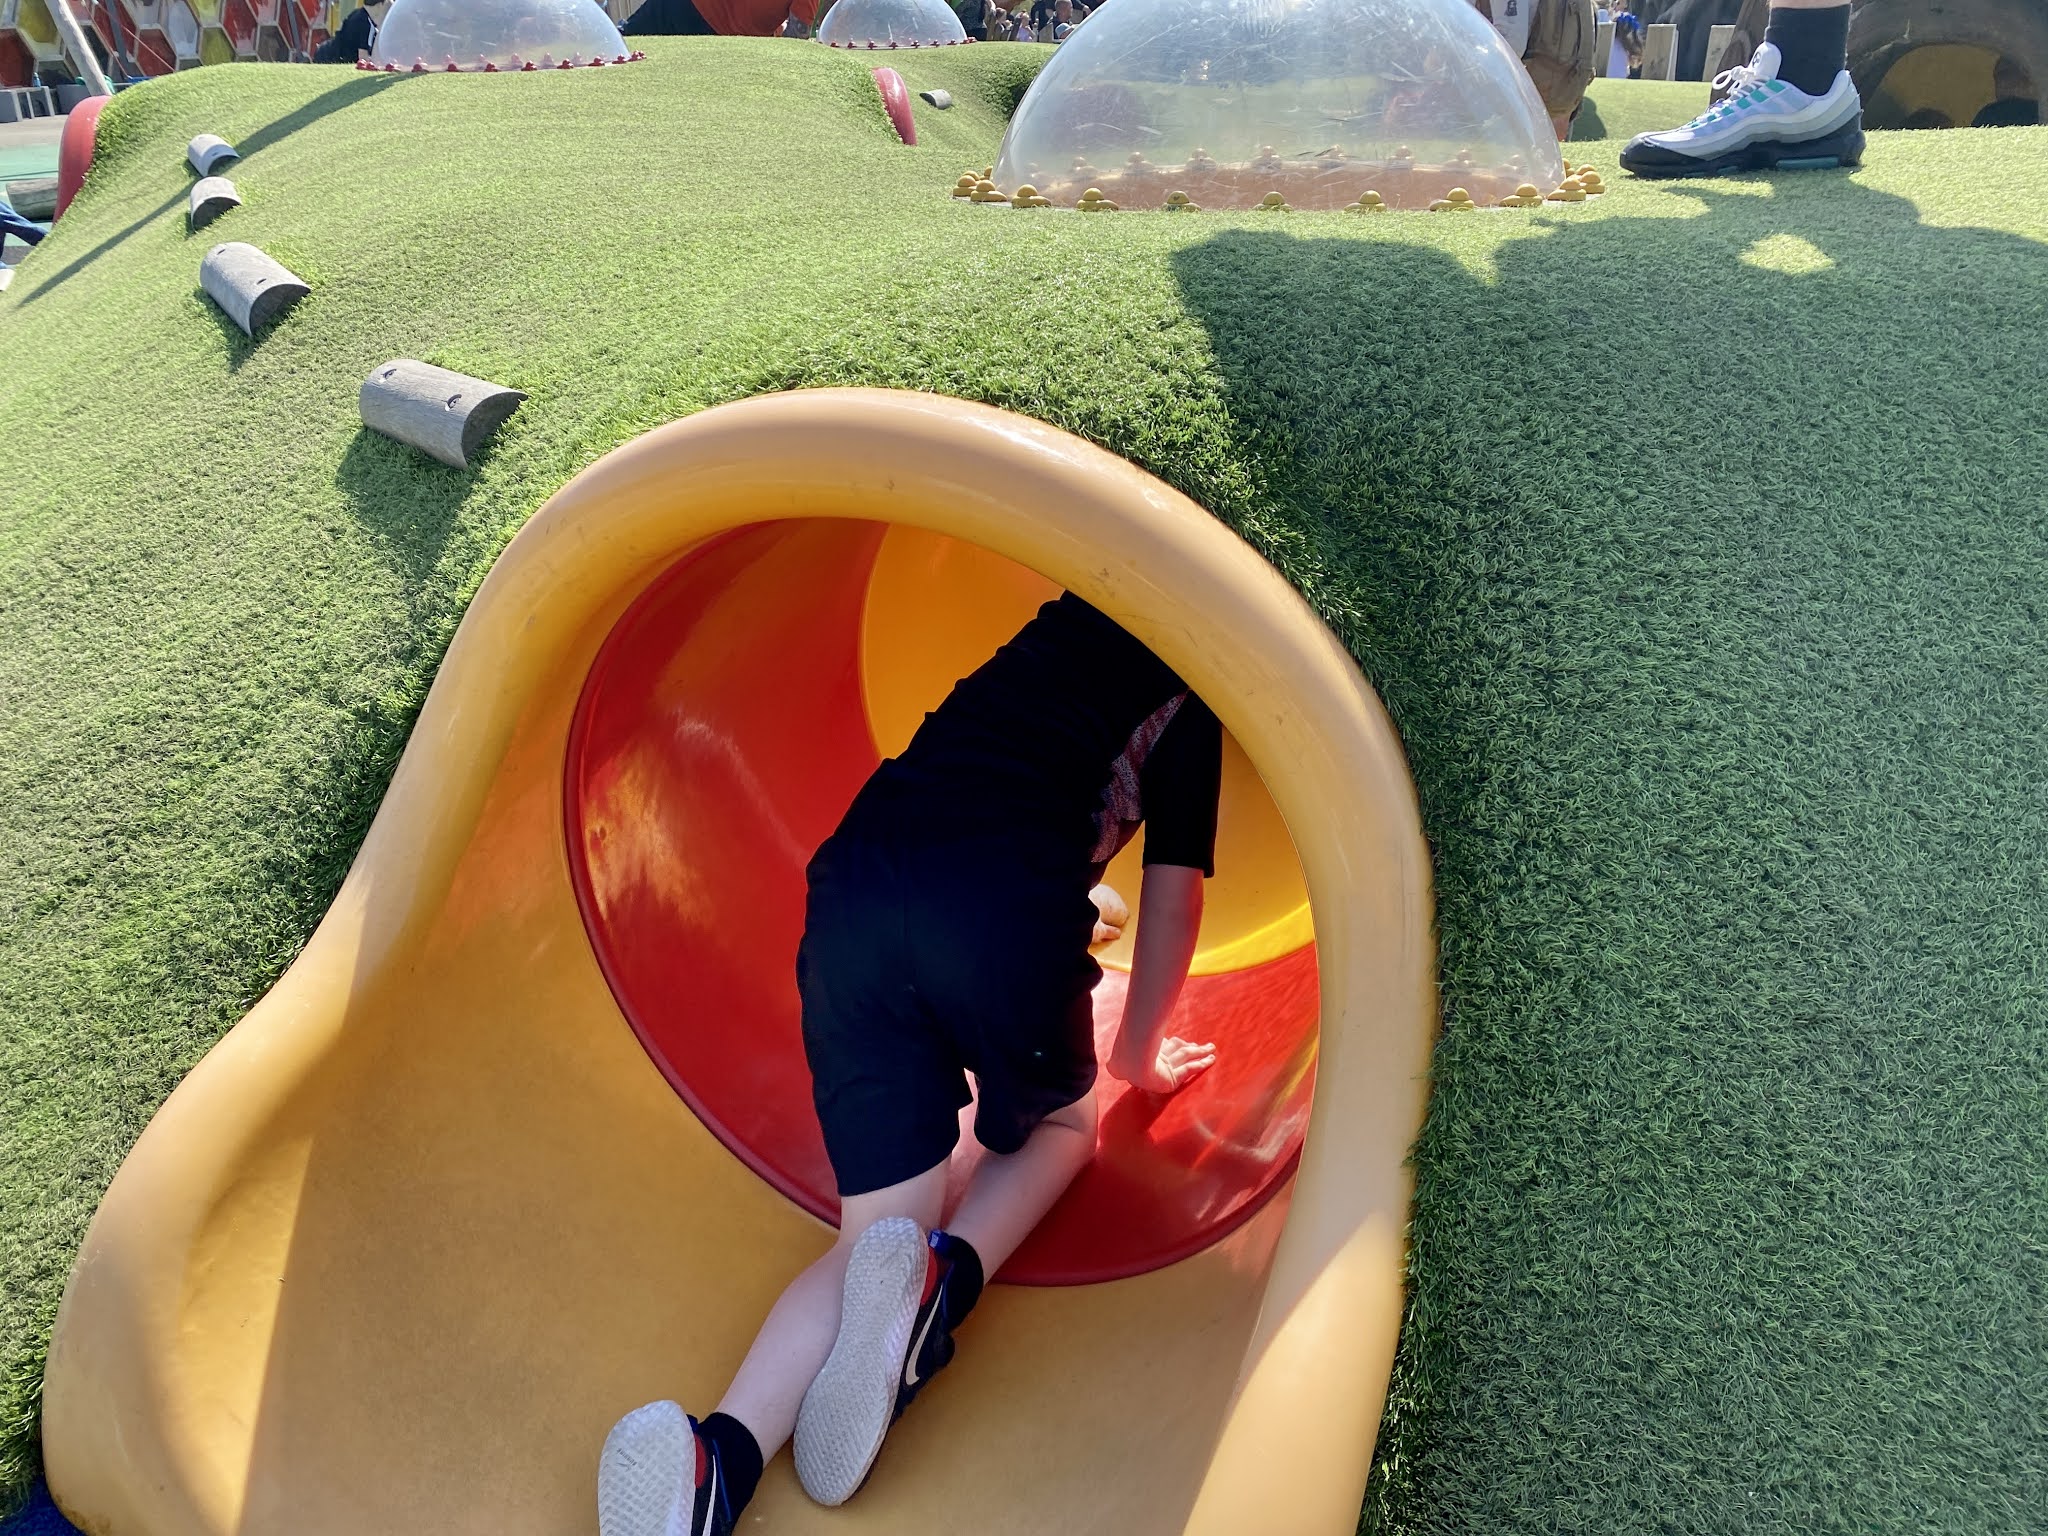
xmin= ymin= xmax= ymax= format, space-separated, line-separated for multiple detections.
xmin=697 ymin=1413 xmax=763 ymax=1515
xmin=930 ymin=1230 xmax=985 ymax=1325
xmin=1765 ymin=4 xmax=1850 ymax=95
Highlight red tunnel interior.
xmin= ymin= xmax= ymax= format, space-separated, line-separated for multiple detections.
xmin=565 ymin=520 xmax=1320 ymax=1284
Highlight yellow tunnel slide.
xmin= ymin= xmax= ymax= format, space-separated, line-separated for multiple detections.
xmin=41 ymin=390 xmax=1437 ymax=1536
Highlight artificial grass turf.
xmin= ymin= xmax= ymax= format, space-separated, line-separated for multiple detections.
xmin=2 ymin=40 xmax=2046 ymax=1534
xmin=1570 ymin=76 xmax=1710 ymax=140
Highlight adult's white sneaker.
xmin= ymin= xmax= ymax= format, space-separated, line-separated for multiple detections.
xmin=1621 ymin=43 xmax=1864 ymax=178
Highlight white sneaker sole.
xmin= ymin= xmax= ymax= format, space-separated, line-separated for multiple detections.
xmin=598 ymin=1399 xmax=696 ymax=1536
xmin=794 ymin=1216 xmax=929 ymax=1506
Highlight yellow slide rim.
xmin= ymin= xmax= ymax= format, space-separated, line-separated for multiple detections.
xmin=44 ymin=389 xmax=1437 ymax=1536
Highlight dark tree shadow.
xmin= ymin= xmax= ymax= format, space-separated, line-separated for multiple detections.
xmin=1168 ymin=170 xmax=2048 ymax=1532
xmin=14 ymin=188 xmax=187 ymax=304
xmin=1169 ymin=169 xmax=2048 ymax=868
xmin=230 ymin=72 xmax=411 ymax=164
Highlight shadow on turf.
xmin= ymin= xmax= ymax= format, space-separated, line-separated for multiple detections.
xmin=14 ymin=74 xmax=410 ymax=311
xmin=1167 ymin=164 xmax=2048 ymax=745
xmin=189 ymin=279 xmax=333 ymax=374
xmin=1169 ymin=168 xmax=2048 ymax=1533
xmin=232 ymin=73 xmax=413 ymax=165
xmin=193 ymin=281 xmax=267 ymax=371
xmin=1569 ymin=98 xmax=1617 ymax=140
xmin=332 ymin=427 xmax=481 ymax=585
xmin=16 ymin=188 xmax=187 ymax=307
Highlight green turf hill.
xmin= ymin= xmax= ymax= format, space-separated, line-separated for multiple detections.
xmin=1569 ymin=77 xmax=1709 ymax=139
xmin=2 ymin=42 xmax=2045 ymax=1534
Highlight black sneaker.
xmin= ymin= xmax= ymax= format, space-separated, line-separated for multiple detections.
xmin=897 ymin=1228 xmax=970 ymax=1417
xmin=597 ymin=1401 xmax=735 ymax=1536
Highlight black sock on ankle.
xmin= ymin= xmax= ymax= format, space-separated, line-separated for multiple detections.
xmin=698 ymin=1413 xmax=763 ymax=1515
xmin=1765 ymin=4 xmax=1851 ymax=95
xmin=930 ymin=1230 xmax=985 ymax=1325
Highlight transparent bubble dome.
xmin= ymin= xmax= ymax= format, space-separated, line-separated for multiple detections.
xmin=992 ymin=0 xmax=1564 ymax=211
xmin=370 ymin=0 xmax=631 ymax=71
xmin=817 ymin=0 xmax=969 ymax=47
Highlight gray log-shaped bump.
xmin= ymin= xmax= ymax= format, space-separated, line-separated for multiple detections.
xmin=188 ymin=176 xmax=241 ymax=232
xmin=200 ymin=242 xmax=309 ymax=337
xmin=918 ymin=88 xmax=953 ymax=109
xmin=187 ymin=134 xmax=239 ymax=177
xmin=360 ymin=359 xmax=527 ymax=469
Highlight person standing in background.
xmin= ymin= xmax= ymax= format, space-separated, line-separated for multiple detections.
xmin=1473 ymin=0 xmax=1598 ymax=140
xmin=623 ymin=0 xmax=818 ymax=36
xmin=952 ymin=0 xmax=993 ymax=39
xmin=1 ymin=191 xmax=43 ymax=260
xmin=1607 ymin=11 xmax=1644 ymax=78
xmin=313 ymin=0 xmax=389 ymax=62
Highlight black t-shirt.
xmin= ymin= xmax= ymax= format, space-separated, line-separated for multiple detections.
xmin=863 ymin=594 xmax=1222 ymax=877
xmin=312 ymin=5 xmax=374 ymax=62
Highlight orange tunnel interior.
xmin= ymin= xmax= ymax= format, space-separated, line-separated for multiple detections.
xmin=566 ymin=519 xmax=1321 ymax=1284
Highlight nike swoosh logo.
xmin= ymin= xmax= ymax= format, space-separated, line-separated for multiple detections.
xmin=902 ymin=1300 xmax=940 ymax=1389
xmin=699 ymin=1450 xmax=719 ymax=1536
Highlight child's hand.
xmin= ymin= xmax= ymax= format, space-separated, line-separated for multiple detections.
xmin=1107 ymin=1035 xmax=1217 ymax=1095
xmin=1088 ymin=882 xmax=1129 ymax=947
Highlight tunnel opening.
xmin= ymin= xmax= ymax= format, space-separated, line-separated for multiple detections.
xmin=563 ymin=517 xmax=1321 ymax=1286
xmin=1846 ymin=0 xmax=2048 ymax=130
xmin=1867 ymin=41 xmax=2034 ymax=129
xmin=43 ymin=391 xmax=1435 ymax=1536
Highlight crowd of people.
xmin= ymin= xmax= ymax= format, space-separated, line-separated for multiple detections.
xmin=952 ymin=0 xmax=1094 ymax=43
xmin=769 ymin=0 xmax=1098 ymax=42
xmin=971 ymin=0 xmax=1093 ymax=43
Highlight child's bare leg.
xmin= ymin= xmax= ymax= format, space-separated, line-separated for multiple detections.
xmin=713 ymin=1159 xmax=948 ymax=1462
xmin=772 ymin=1092 xmax=1101 ymax=1508
xmin=945 ymin=1090 xmax=1099 ymax=1276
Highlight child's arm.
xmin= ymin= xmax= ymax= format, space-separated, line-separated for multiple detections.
xmin=1104 ymin=863 xmax=1217 ymax=1095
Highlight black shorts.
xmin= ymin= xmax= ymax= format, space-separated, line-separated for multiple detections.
xmin=797 ymin=796 xmax=1101 ymax=1198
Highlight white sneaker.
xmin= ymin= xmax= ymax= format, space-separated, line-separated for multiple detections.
xmin=598 ymin=1401 xmax=731 ymax=1536
xmin=792 ymin=1216 xmax=934 ymax=1506
xmin=1621 ymin=43 xmax=1865 ymax=178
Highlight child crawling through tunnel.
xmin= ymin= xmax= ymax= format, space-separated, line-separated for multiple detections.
xmin=598 ymin=591 xmax=1222 ymax=1536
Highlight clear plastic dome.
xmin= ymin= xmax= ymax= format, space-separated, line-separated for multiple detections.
xmin=817 ymin=0 xmax=969 ymax=48
xmin=369 ymin=0 xmax=632 ymax=71
xmin=992 ymin=0 xmax=1564 ymax=211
